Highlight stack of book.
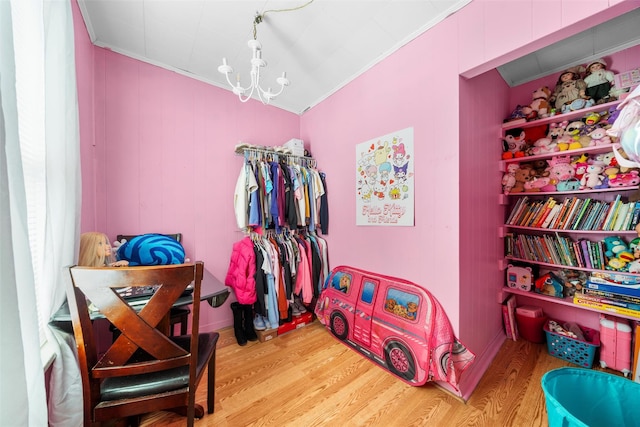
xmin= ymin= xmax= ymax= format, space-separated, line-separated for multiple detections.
xmin=506 ymin=195 xmax=640 ymax=231
xmin=505 ymin=232 xmax=606 ymax=269
xmin=575 ymin=272 xmax=640 ymax=319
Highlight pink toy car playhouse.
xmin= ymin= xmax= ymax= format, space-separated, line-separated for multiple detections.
xmin=315 ymin=266 xmax=475 ymax=392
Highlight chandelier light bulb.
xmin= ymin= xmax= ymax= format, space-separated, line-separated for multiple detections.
xmin=218 ymin=38 xmax=289 ymax=105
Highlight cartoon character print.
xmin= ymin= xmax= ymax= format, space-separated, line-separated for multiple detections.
xmin=384 ymin=294 xmax=420 ymax=321
xmin=374 ymin=141 xmax=391 ymax=165
xmin=379 ymin=162 xmax=392 ymax=184
xmin=385 ymin=298 xmax=397 ymax=312
xmin=388 ymin=184 xmax=401 ymax=200
xmin=359 ymin=182 xmax=372 ymax=202
xmin=365 ymin=164 xmax=378 ymax=185
xmin=373 ymin=181 xmax=387 ymax=200
xmin=406 ymin=302 xmax=418 ymax=320
xmin=392 ymin=143 xmax=410 ymax=182
xmin=332 ymin=272 xmax=351 ymax=293
xmin=393 ymin=304 xmax=408 ymax=318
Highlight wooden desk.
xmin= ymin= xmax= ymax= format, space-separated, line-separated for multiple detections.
xmin=50 ymin=267 xmax=229 ymax=323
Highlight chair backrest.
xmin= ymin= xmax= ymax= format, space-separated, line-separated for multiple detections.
xmin=66 ymin=262 xmax=203 ymax=424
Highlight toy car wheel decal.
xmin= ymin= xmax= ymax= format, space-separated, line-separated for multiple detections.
xmin=330 ymin=311 xmax=348 ymax=340
xmin=384 ymin=341 xmax=416 ymax=381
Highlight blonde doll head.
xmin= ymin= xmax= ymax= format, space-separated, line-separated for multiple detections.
xmin=78 ymin=232 xmax=114 ymax=267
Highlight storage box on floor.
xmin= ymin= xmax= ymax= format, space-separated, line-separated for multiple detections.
xmin=515 ymin=305 xmax=547 ymax=343
xmin=599 ymin=315 xmax=632 ymax=377
xmin=278 ymin=312 xmax=313 ymax=335
xmin=256 ymin=312 xmax=314 ymax=343
xmin=256 ymin=327 xmax=278 ymax=343
xmin=544 ymin=319 xmax=600 ymax=368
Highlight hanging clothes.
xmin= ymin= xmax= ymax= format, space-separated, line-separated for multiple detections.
xmin=229 ymin=147 xmax=330 ymax=324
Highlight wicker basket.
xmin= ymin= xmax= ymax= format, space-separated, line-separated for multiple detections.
xmin=544 ymin=320 xmax=600 ymax=368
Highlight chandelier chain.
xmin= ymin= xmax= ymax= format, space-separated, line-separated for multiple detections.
xmin=252 ymin=0 xmax=315 ymax=39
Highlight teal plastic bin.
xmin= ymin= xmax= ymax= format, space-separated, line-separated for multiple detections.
xmin=542 ymin=368 xmax=640 ymax=427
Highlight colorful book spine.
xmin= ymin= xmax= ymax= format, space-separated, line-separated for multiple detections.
xmin=580 ymin=239 xmax=593 ymax=269
xmin=623 ymin=201 xmax=636 ymax=230
xmin=577 ymin=292 xmax=640 ymax=311
xmin=535 ymin=199 xmax=557 ymax=228
xmin=506 ymin=197 xmax=527 ymax=225
xmin=502 ymin=303 xmax=513 ymax=339
xmin=585 ymin=281 xmax=640 ymax=298
xmin=573 ymin=296 xmax=640 ymax=318
xmin=604 ymin=195 xmax=622 ymax=230
xmin=571 ymin=199 xmax=591 ymax=230
xmin=583 ymin=288 xmax=640 ymax=305
xmin=631 ymin=204 xmax=640 ymax=230
xmin=506 ymin=294 xmax=518 ymax=341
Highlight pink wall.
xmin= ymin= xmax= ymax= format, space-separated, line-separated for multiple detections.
xmin=73 ymin=0 xmax=639 ymax=398
xmin=72 ymin=1 xmax=299 ymax=332
xmin=300 ymin=0 xmax=639 ymax=397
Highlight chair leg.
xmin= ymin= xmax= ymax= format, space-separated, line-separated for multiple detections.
xmin=208 ymin=348 xmax=216 ymax=414
xmin=180 ymin=315 xmax=188 ymax=335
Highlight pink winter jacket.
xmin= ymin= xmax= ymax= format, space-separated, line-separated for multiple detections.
xmin=224 ymin=237 xmax=257 ymax=304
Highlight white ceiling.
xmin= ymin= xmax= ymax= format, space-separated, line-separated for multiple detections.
xmin=77 ymin=0 xmax=471 ymax=114
xmin=497 ymin=7 xmax=640 ymax=87
xmin=76 ymin=1 xmax=640 ymax=115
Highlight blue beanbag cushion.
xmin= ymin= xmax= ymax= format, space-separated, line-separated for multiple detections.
xmin=116 ymin=234 xmax=185 ymax=266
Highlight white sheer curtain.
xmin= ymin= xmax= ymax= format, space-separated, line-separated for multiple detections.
xmin=0 ymin=0 xmax=81 ymax=425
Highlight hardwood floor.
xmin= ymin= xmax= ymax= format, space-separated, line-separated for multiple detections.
xmin=139 ymin=321 xmax=598 ymax=427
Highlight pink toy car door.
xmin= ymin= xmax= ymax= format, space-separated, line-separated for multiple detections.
xmin=352 ymin=278 xmax=379 ymax=347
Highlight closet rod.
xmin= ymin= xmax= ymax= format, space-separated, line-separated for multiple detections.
xmin=235 ymin=146 xmax=317 ymax=168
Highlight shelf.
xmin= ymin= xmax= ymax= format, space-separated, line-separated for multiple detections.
xmin=502 ymin=185 xmax=639 ymax=197
xmin=505 ymin=256 xmax=640 ymax=275
xmin=500 ymin=145 xmax=620 ymax=170
xmin=503 ymin=287 xmax=640 ymax=322
xmin=502 ymin=99 xmax=622 ymax=131
xmin=503 ymin=225 xmax=638 ymax=235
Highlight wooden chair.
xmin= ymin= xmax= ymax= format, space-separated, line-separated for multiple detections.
xmin=66 ymin=262 xmax=218 ymax=426
xmin=116 ymin=233 xmax=189 ymax=337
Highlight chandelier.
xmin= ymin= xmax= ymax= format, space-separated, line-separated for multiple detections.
xmin=218 ymin=1 xmax=314 ymax=105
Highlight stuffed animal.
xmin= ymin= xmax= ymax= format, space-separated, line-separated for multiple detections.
xmin=502 ymin=128 xmax=528 ymax=159
xmin=580 ymin=163 xmax=606 ymax=189
xmin=547 ymin=121 xmax=569 ymax=145
xmin=584 ymin=58 xmax=615 ymax=104
xmin=510 ymin=165 xmax=536 ymax=193
xmin=573 ymin=162 xmax=589 ymax=181
xmin=502 ymin=163 xmax=519 ymax=194
xmin=549 ymin=67 xmax=589 ymax=113
xmin=115 ymin=234 xmax=186 ymax=266
xmin=528 ymin=86 xmax=551 ymax=119
xmin=547 ymin=160 xmax=576 ymax=186
xmin=588 ymin=127 xmax=612 ymax=145
xmin=530 ymin=159 xmax=550 ymax=178
xmin=608 ymin=170 xmax=640 ymax=187
xmin=557 ymin=121 xmax=586 ymax=151
xmin=529 ymin=137 xmax=558 ymax=155
xmin=602 ymin=236 xmax=634 ymax=271
xmin=524 ymin=175 xmax=555 ymax=192
xmin=524 ymin=124 xmax=549 ymax=144
xmin=581 ymin=112 xmax=602 ymax=135
xmin=504 ymin=105 xmax=528 ymax=123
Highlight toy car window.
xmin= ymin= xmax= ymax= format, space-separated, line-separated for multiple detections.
xmin=360 ymin=280 xmax=376 ymax=304
xmin=330 ymin=272 xmax=352 ymax=294
xmin=384 ymin=288 xmax=420 ymax=322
